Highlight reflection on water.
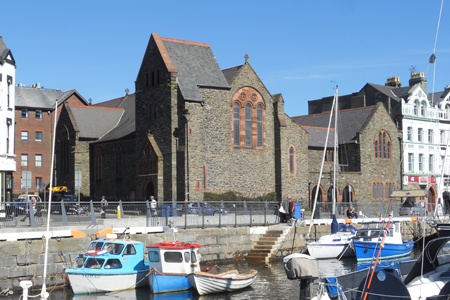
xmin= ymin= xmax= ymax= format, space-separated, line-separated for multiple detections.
xmin=4 ymin=249 xmax=423 ymax=300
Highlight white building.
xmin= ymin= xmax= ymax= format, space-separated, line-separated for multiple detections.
xmin=398 ymin=73 xmax=450 ymax=203
xmin=0 ymin=37 xmax=16 ymax=205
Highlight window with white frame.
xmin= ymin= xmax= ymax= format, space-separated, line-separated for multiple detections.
xmin=429 ymin=129 xmax=434 ymax=143
xmin=21 ymin=131 xmax=28 ymax=141
xmin=418 ymin=128 xmax=423 ymax=142
xmin=419 ymin=154 xmax=424 ymax=172
xmin=429 ymin=154 xmax=434 ymax=173
xmin=408 ymin=153 xmax=414 ymax=172
xmin=407 ymin=127 xmax=412 ymax=141
xmin=414 ymin=101 xmax=419 ymax=115
xmin=441 ymin=130 xmax=445 ymax=144
xmin=21 ymin=154 xmax=28 ymax=166
xmin=35 ymin=154 xmax=42 ymax=167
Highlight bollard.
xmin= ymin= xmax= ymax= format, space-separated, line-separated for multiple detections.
xmin=117 ymin=205 xmax=121 ymax=219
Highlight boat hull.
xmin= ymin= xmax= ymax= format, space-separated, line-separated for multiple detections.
xmin=307 ymin=242 xmax=354 ymax=259
xmin=67 ymin=270 xmax=148 ymax=294
xmin=149 ymin=272 xmax=192 ymax=294
xmin=353 ymin=240 xmax=413 ymax=261
xmin=187 ymin=270 xmax=258 ymax=295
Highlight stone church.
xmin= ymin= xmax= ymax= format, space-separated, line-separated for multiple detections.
xmin=56 ymin=33 xmax=309 ymax=202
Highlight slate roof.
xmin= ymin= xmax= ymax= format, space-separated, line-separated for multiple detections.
xmin=69 ymin=105 xmax=124 ymax=139
xmin=365 ymin=83 xmax=403 ymax=101
xmin=91 ymin=94 xmax=136 ymax=142
xmin=222 ymin=66 xmax=242 ymax=85
xmin=300 ymin=126 xmax=335 ymax=148
xmin=161 ymin=37 xmax=230 ymax=102
xmin=0 ymin=37 xmax=8 ymax=59
xmin=15 ymin=86 xmax=88 ymax=109
xmin=292 ymin=105 xmax=377 ymax=146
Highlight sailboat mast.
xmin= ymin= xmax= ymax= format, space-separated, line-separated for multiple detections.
xmin=333 ymin=86 xmax=338 ymax=216
xmin=308 ymin=87 xmax=339 ymax=234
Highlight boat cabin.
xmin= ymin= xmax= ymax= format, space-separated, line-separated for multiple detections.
xmin=72 ymin=234 xmax=146 ymax=271
xmin=355 ymin=222 xmax=402 ymax=244
xmin=146 ymin=241 xmax=201 ymax=275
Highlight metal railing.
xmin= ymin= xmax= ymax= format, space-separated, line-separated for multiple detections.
xmin=1 ymin=199 xmax=446 ymax=229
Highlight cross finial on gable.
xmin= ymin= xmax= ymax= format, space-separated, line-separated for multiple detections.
xmin=245 ymin=54 xmax=249 ymax=64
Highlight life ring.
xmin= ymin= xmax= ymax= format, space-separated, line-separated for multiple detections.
xmin=85 ymin=250 xmax=107 ymax=256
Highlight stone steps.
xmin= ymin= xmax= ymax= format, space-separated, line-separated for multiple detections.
xmin=246 ymin=226 xmax=292 ymax=263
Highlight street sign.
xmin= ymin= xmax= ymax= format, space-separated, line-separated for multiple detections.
xmin=75 ymin=171 xmax=82 ymax=188
xmin=21 ymin=171 xmax=32 ymax=189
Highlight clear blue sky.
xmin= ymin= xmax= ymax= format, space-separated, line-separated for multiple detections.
xmin=3 ymin=1 xmax=449 ymax=117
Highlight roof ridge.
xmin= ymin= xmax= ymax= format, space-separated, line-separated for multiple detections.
xmin=94 ymin=93 xmax=136 ymax=106
xmin=161 ymin=37 xmax=209 ymax=47
xmin=69 ymin=104 xmax=124 ymax=111
xmin=300 ymin=125 xmax=335 ymax=130
xmin=291 ymin=105 xmax=376 ymax=119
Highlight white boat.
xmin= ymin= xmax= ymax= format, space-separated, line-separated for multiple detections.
xmin=307 ymin=221 xmax=357 ymax=259
xmin=403 ymin=236 xmax=450 ymax=300
xmin=187 ymin=269 xmax=258 ymax=295
xmin=66 ymin=234 xmax=149 ymax=294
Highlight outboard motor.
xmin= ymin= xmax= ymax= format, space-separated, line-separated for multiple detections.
xmin=284 ymin=253 xmax=319 ymax=300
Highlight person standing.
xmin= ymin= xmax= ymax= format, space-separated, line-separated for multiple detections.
xmin=101 ymin=196 xmax=108 ymax=219
xmin=150 ymin=196 xmax=157 ymax=216
xmin=278 ymin=202 xmax=288 ymax=223
xmin=182 ymin=198 xmax=189 ymax=214
xmin=288 ymin=198 xmax=295 ymax=219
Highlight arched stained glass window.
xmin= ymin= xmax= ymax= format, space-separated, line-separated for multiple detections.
xmin=374 ymin=131 xmax=392 ymax=160
xmin=245 ymin=104 xmax=252 ymax=148
xmin=233 ymin=103 xmax=240 ymax=147
xmin=257 ymin=105 xmax=263 ymax=148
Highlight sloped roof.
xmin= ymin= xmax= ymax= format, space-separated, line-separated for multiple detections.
xmin=0 ymin=36 xmax=15 ymax=66
xmin=91 ymin=94 xmax=136 ymax=142
xmin=365 ymin=83 xmax=403 ymax=101
xmin=292 ymin=106 xmax=377 ymax=146
xmin=160 ymin=37 xmax=230 ymax=102
xmin=15 ymin=86 xmax=88 ymax=109
xmin=222 ymin=65 xmax=243 ymax=84
xmin=69 ymin=105 xmax=124 ymax=139
xmin=301 ymin=126 xmax=335 ymax=148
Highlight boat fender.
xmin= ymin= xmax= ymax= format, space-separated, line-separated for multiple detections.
xmin=85 ymin=250 xmax=107 ymax=255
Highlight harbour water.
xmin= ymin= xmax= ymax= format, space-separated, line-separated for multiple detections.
xmin=4 ymin=248 xmax=421 ymax=300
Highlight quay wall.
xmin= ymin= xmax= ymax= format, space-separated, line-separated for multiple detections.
xmin=0 ymin=222 xmax=427 ymax=293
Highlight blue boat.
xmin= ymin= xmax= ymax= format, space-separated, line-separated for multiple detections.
xmin=66 ymin=234 xmax=149 ymax=294
xmin=352 ymin=221 xmax=414 ymax=261
xmin=146 ymin=241 xmax=215 ymax=294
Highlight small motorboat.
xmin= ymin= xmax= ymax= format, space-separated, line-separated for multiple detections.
xmin=146 ymin=241 xmax=215 ymax=294
xmin=307 ymin=217 xmax=357 ymax=259
xmin=187 ymin=269 xmax=258 ymax=295
xmin=352 ymin=221 xmax=413 ymax=261
xmin=66 ymin=234 xmax=149 ymax=294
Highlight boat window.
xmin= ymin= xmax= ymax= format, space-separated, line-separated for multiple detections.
xmin=356 ymin=230 xmax=369 ymax=237
xmin=191 ymin=251 xmax=197 ymax=263
xmin=104 ymin=259 xmax=122 ymax=269
xmin=184 ymin=252 xmax=190 ymax=263
xmin=164 ymin=252 xmax=183 ymax=263
xmin=87 ymin=242 xmax=104 ymax=251
xmin=124 ymin=244 xmax=136 ymax=255
xmin=437 ymin=242 xmax=450 ymax=265
xmin=73 ymin=255 xmax=85 ymax=268
xmin=84 ymin=258 xmax=105 ymax=269
xmin=148 ymin=251 xmax=160 ymax=262
xmin=103 ymin=243 xmax=124 ymax=255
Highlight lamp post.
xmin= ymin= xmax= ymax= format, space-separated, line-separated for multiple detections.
xmin=184 ymin=109 xmax=190 ymax=202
